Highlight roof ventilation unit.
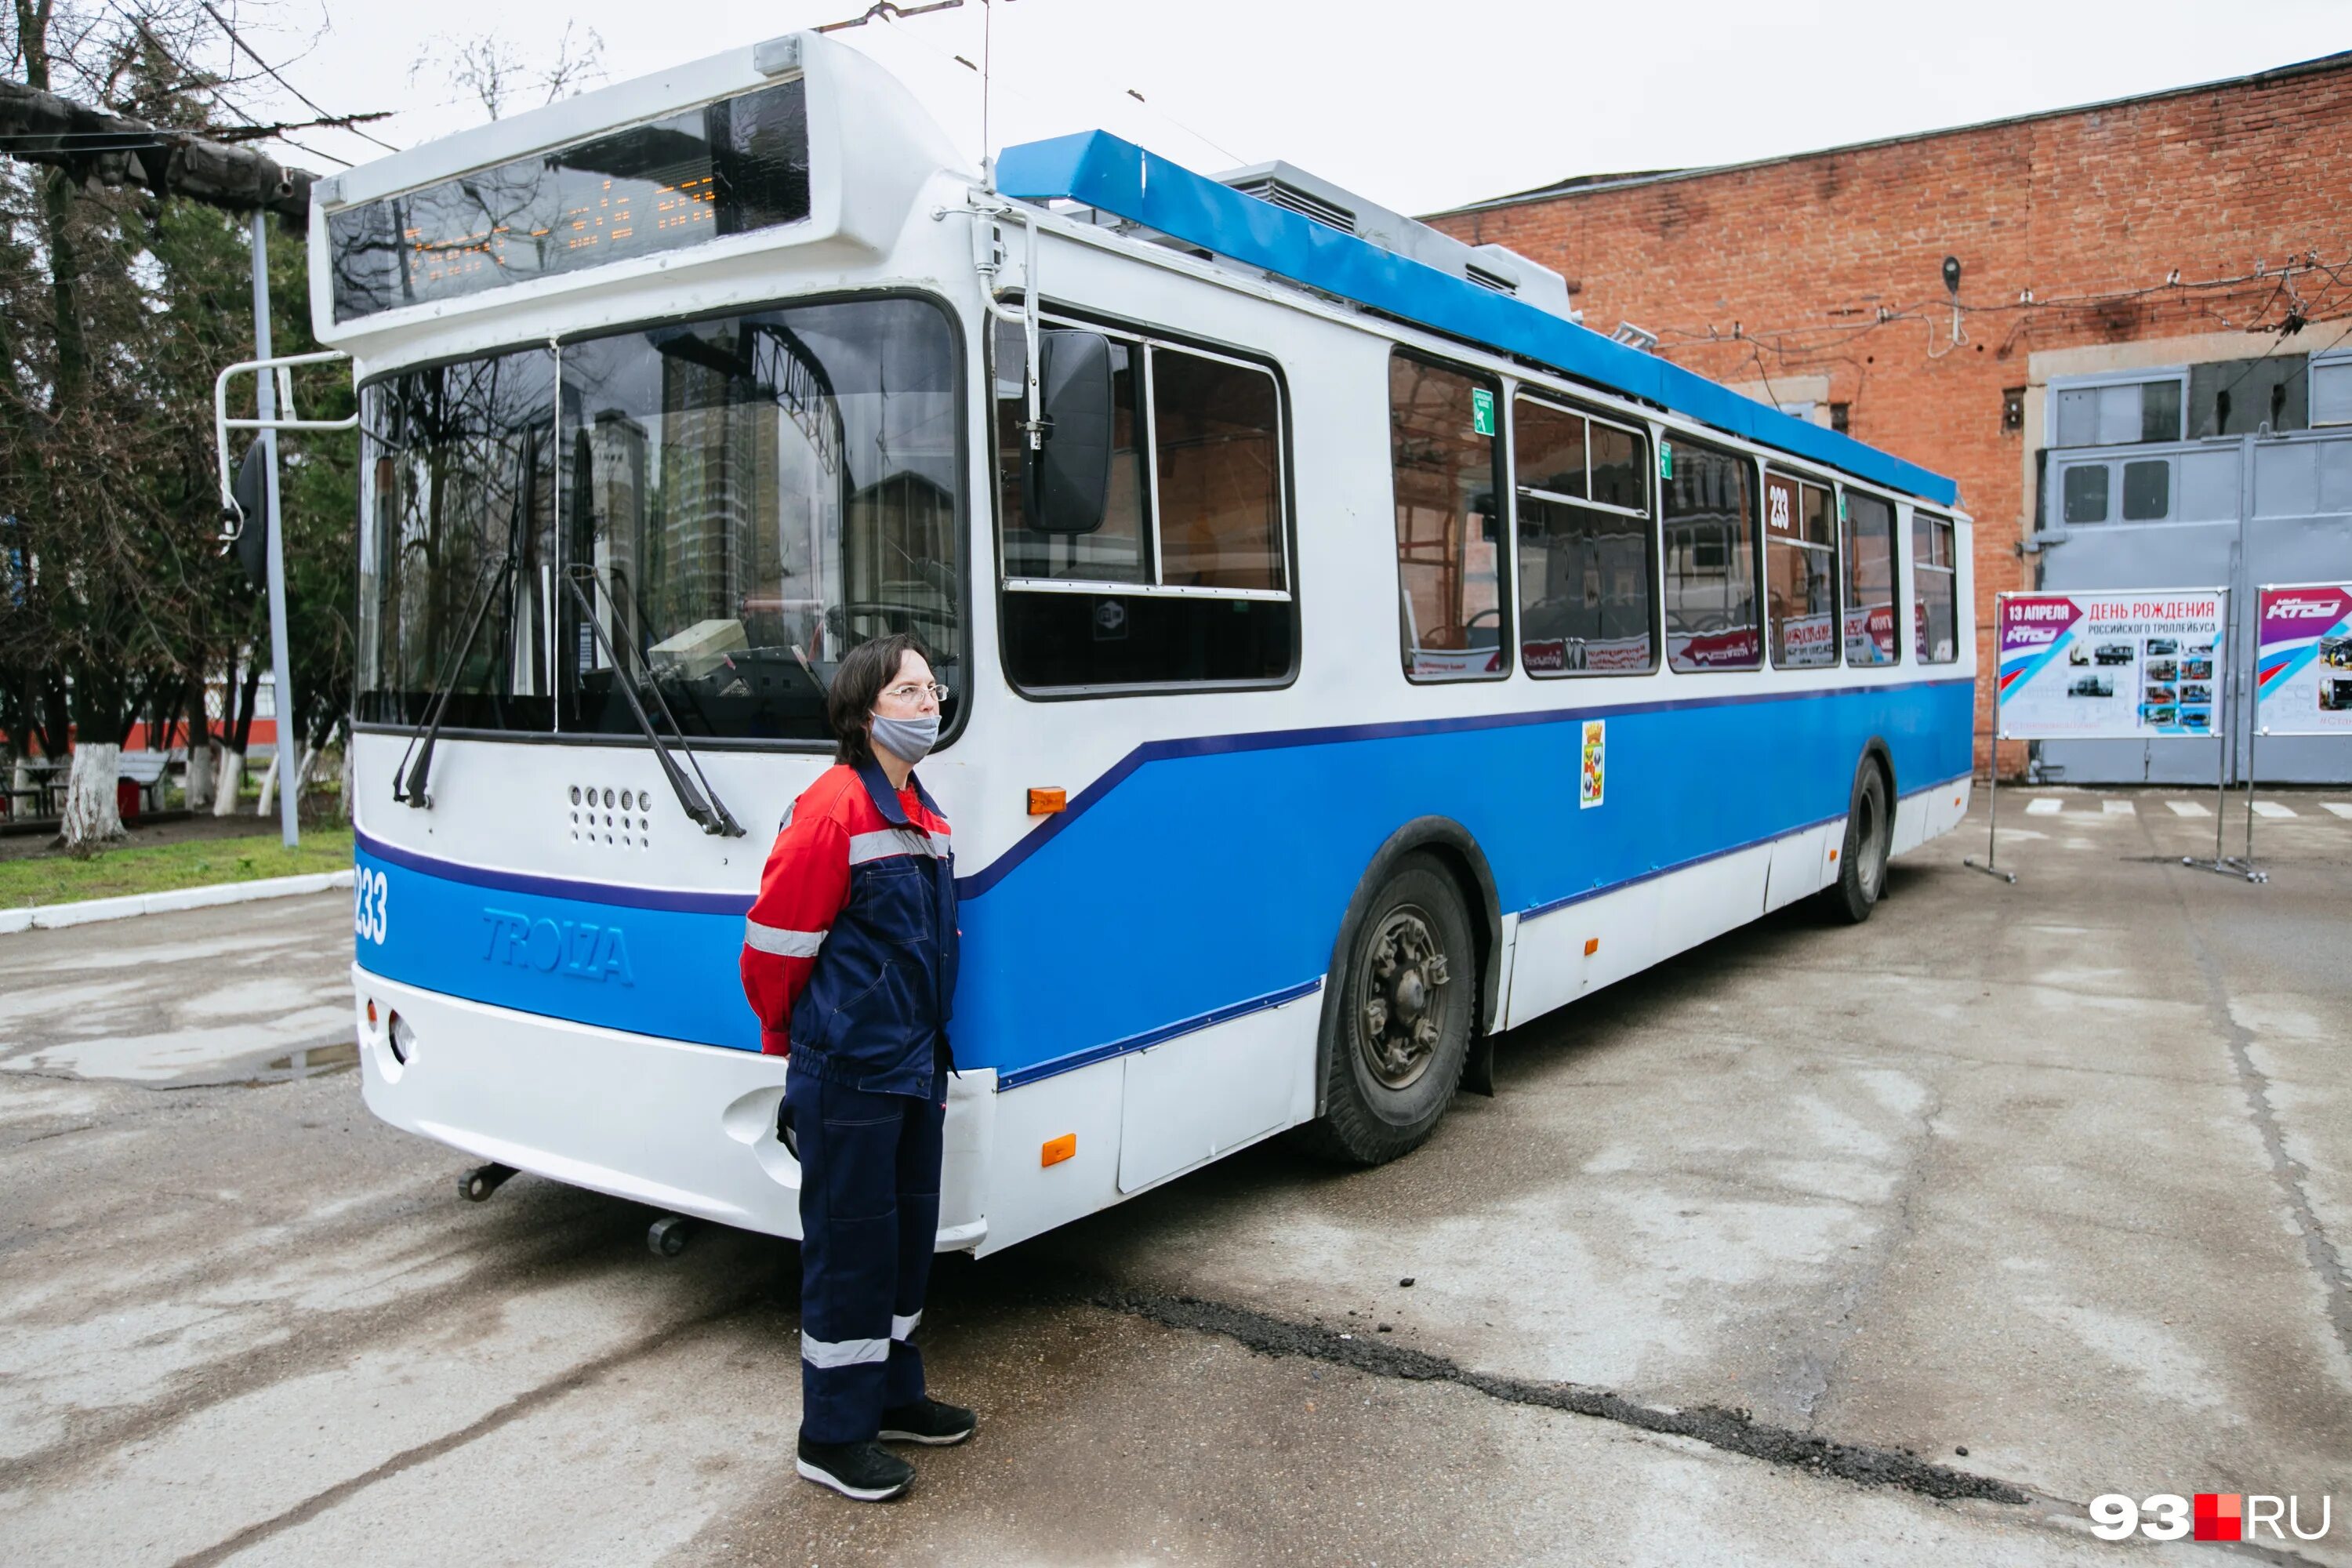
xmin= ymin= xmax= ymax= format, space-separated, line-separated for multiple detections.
xmin=1213 ymin=160 xmax=1579 ymax=325
xmin=1225 ymin=175 xmax=1357 ymax=236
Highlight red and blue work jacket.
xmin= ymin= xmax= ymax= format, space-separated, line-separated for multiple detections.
xmin=740 ymin=758 xmax=958 ymax=1098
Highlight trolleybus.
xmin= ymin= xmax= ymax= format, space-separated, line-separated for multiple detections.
xmin=241 ymin=31 xmax=1977 ymax=1255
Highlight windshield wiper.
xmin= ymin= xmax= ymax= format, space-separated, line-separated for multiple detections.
xmin=395 ymin=420 xmax=540 ymax=810
xmin=561 ymin=565 xmax=744 ymax=838
xmin=392 ymin=553 xmax=514 ymax=809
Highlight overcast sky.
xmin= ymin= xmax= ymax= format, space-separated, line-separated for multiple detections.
xmin=225 ymin=0 xmax=2350 ymax=216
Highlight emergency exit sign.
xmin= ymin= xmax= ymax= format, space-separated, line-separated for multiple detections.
xmin=1471 ymin=387 xmax=1495 ymax=436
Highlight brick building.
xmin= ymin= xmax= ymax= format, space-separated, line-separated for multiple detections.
xmin=1428 ymin=52 xmax=2352 ymax=779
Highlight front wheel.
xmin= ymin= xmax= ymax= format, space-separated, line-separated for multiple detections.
xmin=1296 ymin=853 xmax=1476 ymax=1166
xmin=1824 ymin=760 xmax=1891 ymax=925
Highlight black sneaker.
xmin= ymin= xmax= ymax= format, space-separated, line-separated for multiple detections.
xmin=796 ymin=1436 xmax=913 ymax=1501
xmin=878 ymin=1396 xmax=977 ymax=1446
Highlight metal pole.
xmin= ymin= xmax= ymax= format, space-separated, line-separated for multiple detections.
xmin=250 ymin=211 xmax=298 ymax=849
xmin=1965 ymin=593 xmax=2016 ymax=884
xmin=2212 ymin=586 xmax=2231 ymax=861
xmin=2245 ymin=582 xmax=2267 ymax=868
xmin=1965 ymin=739 xmax=2015 ymax=882
xmin=2245 ymin=720 xmax=2260 ymax=866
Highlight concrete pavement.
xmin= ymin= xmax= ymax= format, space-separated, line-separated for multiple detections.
xmin=1 ymin=792 xmax=2347 ymax=1564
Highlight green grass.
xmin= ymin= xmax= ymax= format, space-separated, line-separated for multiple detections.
xmin=0 ymin=828 xmax=354 ymax=910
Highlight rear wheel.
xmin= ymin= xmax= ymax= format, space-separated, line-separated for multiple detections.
xmin=1824 ymin=760 xmax=1891 ymax=924
xmin=1298 ymin=854 xmax=1476 ymax=1166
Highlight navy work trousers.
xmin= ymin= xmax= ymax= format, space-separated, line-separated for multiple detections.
xmin=786 ymin=1067 xmax=944 ymax=1444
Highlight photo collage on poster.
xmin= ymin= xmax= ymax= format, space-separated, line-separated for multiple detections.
xmin=1996 ymin=591 xmax=2226 ymax=740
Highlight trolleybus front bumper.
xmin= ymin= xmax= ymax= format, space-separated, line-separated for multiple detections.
xmin=351 ymin=964 xmax=993 ymax=1250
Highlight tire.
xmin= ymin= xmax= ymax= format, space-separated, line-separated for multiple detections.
xmin=1824 ymin=759 xmax=1892 ymax=925
xmin=1297 ymin=853 xmax=1477 ymax=1166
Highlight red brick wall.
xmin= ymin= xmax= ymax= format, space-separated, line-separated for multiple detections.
xmin=1428 ymin=58 xmax=2352 ymax=774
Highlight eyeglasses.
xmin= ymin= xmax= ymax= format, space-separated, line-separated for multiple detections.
xmin=879 ymin=681 xmax=950 ymax=705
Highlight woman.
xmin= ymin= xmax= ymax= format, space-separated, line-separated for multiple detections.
xmin=740 ymin=633 xmax=975 ymax=1502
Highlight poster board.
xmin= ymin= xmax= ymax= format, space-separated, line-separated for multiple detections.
xmin=2253 ymin=583 xmax=2352 ymax=736
xmin=1995 ymin=590 xmax=2227 ymax=739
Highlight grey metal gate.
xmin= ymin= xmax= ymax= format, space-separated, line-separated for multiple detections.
xmin=2034 ymin=427 xmax=2352 ymax=784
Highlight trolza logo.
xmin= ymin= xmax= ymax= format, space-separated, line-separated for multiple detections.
xmin=481 ymin=908 xmax=636 ymax=985
xmin=2267 ymin=596 xmax=2343 ymax=620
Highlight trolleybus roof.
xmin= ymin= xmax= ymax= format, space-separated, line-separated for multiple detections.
xmin=998 ymin=129 xmax=1958 ymax=508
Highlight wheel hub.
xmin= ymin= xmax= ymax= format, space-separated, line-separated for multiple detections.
xmin=1357 ymin=907 xmax=1451 ymax=1090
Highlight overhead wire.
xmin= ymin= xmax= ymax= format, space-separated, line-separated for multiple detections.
xmin=198 ymin=0 xmax=398 ymax=154
xmin=89 ymin=0 xmax=357 ymax=168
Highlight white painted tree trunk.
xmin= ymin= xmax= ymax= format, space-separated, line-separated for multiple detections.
xmin=212 ymin=748 xmax=244 ymax=816
xmin=286 ymin=738 xmax=321 ymax=818
xmin=255 ymin=752 xmax=281 ymax=818
xmin=339 ymin=742 xmax=354 ymax=823
xmin=183 ymin=744 xmax=214 ymax=811
xmin=59 ymin=743 xmax=125 ymax=849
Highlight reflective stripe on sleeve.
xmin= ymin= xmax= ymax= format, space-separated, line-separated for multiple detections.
xmin=744 ymin=918 xmax=825 ymax=957
xmin=848 ymin=828 xmax=950 ymax=865
xmin=891 ymin=1311 xmax=922 ymax=1341
xmin=801 ymin=1332 xmax=891 ymax=1368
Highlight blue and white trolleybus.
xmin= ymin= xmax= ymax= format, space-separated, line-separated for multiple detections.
xmin=248 ymin=31 xmax=1976 ymax=1256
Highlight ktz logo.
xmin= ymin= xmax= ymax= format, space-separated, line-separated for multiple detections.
xmin=481 ymin=908 xmax=635 ymax=985
xmin=2269 ymin=596 xmax=2343 ymax=620
xmin=2089 ymin=1493 xmax=2332 ymax=1542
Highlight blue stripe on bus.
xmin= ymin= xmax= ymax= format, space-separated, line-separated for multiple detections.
xmin=959 ymin=673 xmax=1973 ymax=898
xmin=350 ymin=677 xmax=1975 ymax=1078
xmin=356 ymin=828 xmax=753 ymax=915
xmin=995 ymin=978 xmax=1325 ymax=1091
xmin=996 ymin=130 xmax=1959 ymax=509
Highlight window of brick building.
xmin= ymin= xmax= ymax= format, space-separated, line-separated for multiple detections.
xmin=2052 ymin=374 xmax=2184 ymax=447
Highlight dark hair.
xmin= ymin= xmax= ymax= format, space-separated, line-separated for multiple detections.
xmin=827 ymin=633 xmax=932 ymax=767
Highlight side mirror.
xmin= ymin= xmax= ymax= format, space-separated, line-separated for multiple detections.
xmin=1023 ymin=329 xmax=1114 ymax=535
xmin=230 ymin=441 xmax=272 ymax=590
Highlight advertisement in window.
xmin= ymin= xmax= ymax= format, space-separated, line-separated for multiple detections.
xmin=1522 ymin=636 xmax=1654 ymax=674
xmin=2254 ymin=583 xmax=2352 ymax=735
xmin=1843 ymin=602 xmax=1897 ymax=663
xmin=1995 ymin=591 xmax=2224 ymax=739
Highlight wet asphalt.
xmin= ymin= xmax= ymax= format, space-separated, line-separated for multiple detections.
xmin=1 ymin=792 xmax=2347 ymax=1566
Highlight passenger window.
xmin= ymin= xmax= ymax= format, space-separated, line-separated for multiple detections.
xmin=1153 ymin=348 xmax=1283 ymax=591
xmin=1513 ymin=395 xmax=1657 ymax=676
xmin=1392 ymin=354 xmax=1507 ymax=681
xmin=1764 ymin=472 xmax=1838 ymax=668
xmin=1661 ymin=438 xmax=1759 ymax=670
xmin=996 ymin=318 xmax=1294 ymax=691
xmin=1914 ymin=513 xmax=1959 ymax=665
xmin=1840 ymin=491 xmax=1900 ymax=666
xmin=998 ymin=319 xmax=1149 ymax=583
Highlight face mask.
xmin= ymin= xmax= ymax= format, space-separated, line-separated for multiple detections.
xmin=869 ymin=712 xmax=938 ymax=765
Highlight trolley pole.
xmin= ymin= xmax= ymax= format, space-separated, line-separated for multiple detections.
xmin=250 ymin=211 xmax=299 ymax=850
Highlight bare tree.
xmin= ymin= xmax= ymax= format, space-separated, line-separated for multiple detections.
xmin=412 ymin=21 xmax=604 ymax=123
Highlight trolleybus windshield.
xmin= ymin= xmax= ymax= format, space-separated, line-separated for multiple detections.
xmin=358 ymin=296 xmax=964 ymax=745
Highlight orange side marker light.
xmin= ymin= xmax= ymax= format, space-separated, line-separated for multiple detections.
xmin=1830 ymin=848 xmax=1839 ymax=862
xmin=1041 ymin=1134 xmax=1076 ymax=1167
xmin=1028 ymin=787 xmax=1067 ymax=816
xmin=1584 ymin=938 xmax=1600 ymax=956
